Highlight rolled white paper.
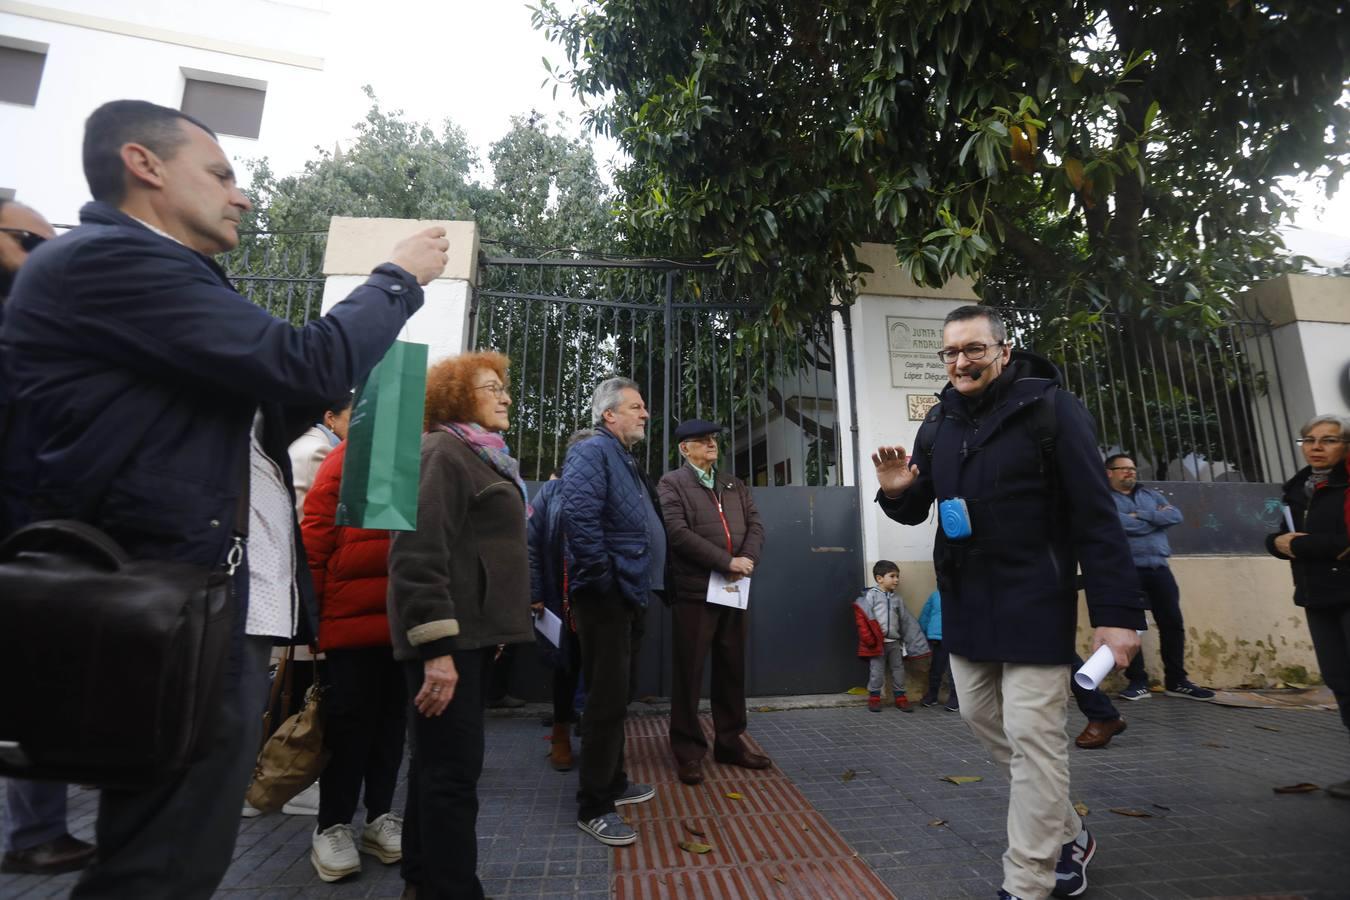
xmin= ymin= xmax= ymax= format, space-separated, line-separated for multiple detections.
xmin=1282 ymin=504 xmax=1296 ymax=533
xmin=1073 ymin=643 xmax=1116 ymax=691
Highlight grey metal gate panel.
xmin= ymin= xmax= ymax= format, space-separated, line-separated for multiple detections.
xmin=742 ymin=487 xmax=863 ymax=695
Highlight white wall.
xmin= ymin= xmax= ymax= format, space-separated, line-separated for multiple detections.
xmin=320 ymin=275 xmax=471 ymax=369
xmin=0 ymin=1 xmax=328 ymax=223
xmin=840 ymin=292 xmax=967 ymax=572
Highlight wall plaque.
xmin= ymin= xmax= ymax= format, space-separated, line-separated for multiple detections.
xmin=907 ymin=394 xmax=940 ymax=421
xmin=887 ymin=316 xmax=949 ymax=389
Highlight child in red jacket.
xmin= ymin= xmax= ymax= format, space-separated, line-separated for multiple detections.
xmin=853 ymin=560 xmax=931 ymax=712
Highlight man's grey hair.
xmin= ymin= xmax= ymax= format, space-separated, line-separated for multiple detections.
xmin=1300 ymin=413 xmax=1350 ymax=439
xmin=943 ymin=305 xmax=1008 ymax=344
xmin=591 ymin=377 xmax=640 ymax=426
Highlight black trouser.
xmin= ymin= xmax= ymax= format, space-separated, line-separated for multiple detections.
xmin=1125 ymin=566 xmax=1188 ymax=688
xmin=1070 ymin=653 xmax=1122 ymax=722
xmin=317 ymin=647 xmax=407 ymax=830
xmin=487 ymin=644 xmax=517 ymax=703
xmin=669 ymin=601 xmax=747 ymax=765
xmin=923 ymin=639 xmax=958 ymax=704
xmin=1304 ymin=604 xmax=1350 ymax=740
xmin=72 ymin=635 xmax=272 ymax=899
xmin=401 ymin=648 xmax=491 ymax=900
xmin=573 ymin=590 xmax=646 ymax=822
xmin=551 ymin=631 xmax=583 ymax=724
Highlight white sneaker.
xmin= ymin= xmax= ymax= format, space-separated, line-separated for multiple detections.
xmin=310 ymin=824 xmax=361 ymax=882
xmin=360 ymin=812 xmax=403 ymax=864
xmin=282 ymin=781 xmax=321 ymax=815
xmin=240 ymin=801 xmax=263 ymax=818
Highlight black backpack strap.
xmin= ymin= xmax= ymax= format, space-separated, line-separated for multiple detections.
xmin=1027 ymin=384 xmax=1059 ymax=476
xmin=913 ymin=400 xmax=944 ymax=470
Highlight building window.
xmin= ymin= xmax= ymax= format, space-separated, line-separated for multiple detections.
xmin=0 ymin=39 xmax=48 ymax=107
xmin=180 ymin=72 xmax=266 ymax=139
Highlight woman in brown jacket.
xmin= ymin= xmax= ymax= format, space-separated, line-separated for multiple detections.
xmin=387 ymin=350 xmax=534 ymax=900
xmin=658 ymin=419 xmax=769 ymax=787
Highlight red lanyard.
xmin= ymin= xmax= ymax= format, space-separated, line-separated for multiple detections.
xmin=709 ymin=488 xmax=733 ymax=554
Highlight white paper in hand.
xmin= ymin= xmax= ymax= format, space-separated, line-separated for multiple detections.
xmin=706 ymin=571 xmax=750 ymax=610
xmin=534 ymin=608 xmax=563 ymax=648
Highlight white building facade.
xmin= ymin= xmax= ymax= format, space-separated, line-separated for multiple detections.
xmin=0 ymin=0 xmax=329 ymax=224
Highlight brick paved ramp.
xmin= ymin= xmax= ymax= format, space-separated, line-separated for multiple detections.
xmin=615 ymin=715 xmax=893 ymax=899
xmin=3 ymin=696 xmax=1348 ymax=898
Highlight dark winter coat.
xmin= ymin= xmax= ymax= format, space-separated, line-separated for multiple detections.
xmin=386 ymin=431 xmax=534 ymax=661
xmin=301 ymin=441 xmax=393 ymax=650
xmin=0 ymin=202 xmax=421 ymax=642
xmin=562 ymin=427 xmax=665 ymax=607
xmin=657 ymin=464 xmax=765 ymax=604
xmin=527 ymin=477 xmax=572 ymax=668
xmin=877 ymin=350 xmax=1145 ymax=665
xmin=1265 ymin=461 xmax=1350 ymax=609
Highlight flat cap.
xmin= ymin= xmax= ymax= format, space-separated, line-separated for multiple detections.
xmin=673 ymin=418 xmax=724 ymax=442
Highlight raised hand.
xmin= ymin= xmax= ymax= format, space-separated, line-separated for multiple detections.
xmin=389 ymin=226 xmax=451 ymax=285
xmin=871 ymin=445 xmax=919 ymax=498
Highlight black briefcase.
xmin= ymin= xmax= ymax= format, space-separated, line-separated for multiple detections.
xmin=0 ymin=520 xmax=235 ymax=789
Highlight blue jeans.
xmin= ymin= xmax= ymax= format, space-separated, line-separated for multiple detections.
xmin=4 ymin=780 xmax=69 ymax=851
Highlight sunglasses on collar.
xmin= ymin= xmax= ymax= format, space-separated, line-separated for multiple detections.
xmin=0 ymin=228 xmax=47 ymax=252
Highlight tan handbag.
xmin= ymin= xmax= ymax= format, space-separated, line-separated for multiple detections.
xmin=244 ymin=648 xmax=330 ymax=812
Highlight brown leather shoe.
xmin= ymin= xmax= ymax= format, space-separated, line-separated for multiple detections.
xmin=549 ymin=722 xmax=574 ymax=771
xmin=713 ymin=748 xmax=773 ymax=770
xmin=1075 ymin=718 xmax=1127 ymax=750
xmin=677 ymin=759 xmax=704 ymax=785
xmin=0 ymin=833 xmax=96 ymax=875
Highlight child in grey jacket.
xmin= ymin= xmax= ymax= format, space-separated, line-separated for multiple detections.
xmin=852 ymin=560 xmax=931 ymax=712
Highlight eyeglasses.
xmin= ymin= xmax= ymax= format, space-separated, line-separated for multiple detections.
xmin=1107 ymin=466 xmax=1137 ymax=473
xmin=473 ymin=382 xmax=510 ymax=399
xmin=936 ymin=341 xmax=1005 ymax=364
xmin=0 ymin=228 xmax=47 ymax=253
xmin=1295 ymin=437 xmax=1346 ymax=448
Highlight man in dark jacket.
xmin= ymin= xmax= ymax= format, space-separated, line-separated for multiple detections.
xmin=658 ymin=418 xmax=769 ymax=786
xmin=872 ymin=305 xmax=1143 ymax=900
xmin=0 ymin=100 xmax=448 ymax=898
xmin=0 ymin=200 xmax=97 ymax=878
xmin=562 ymin=377 xmax=664 ymax=846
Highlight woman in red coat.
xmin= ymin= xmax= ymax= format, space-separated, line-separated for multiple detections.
xmin=301 ymin=440 xmax=407 ymax=883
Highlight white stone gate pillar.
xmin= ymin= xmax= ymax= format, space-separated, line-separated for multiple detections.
xmin=319 ymin=217 xmax=479 ymax=366
xmin=832 ymin=243 xmax=979 ymax=590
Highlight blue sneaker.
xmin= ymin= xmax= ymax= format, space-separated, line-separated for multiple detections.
xmin=1052 ymin=824 xmax=1096 ymax=898
xmin=614 ymin=782 xmax=655 ymax=806
xmin=577 ymin=812 xmax=637 ymax=846
xmin=1165 ymin=681 xmax=1215 ymax=701
xmin=1118 ymin=683 xmax=1151 ymax=701
xmin=997 ymin=891 xmax=1025 ymax=899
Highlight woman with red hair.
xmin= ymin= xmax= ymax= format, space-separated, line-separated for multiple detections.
xmin=388 ymin=351 xmax=534 ymax=899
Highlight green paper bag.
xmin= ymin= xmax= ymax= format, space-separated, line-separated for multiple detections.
xmin=336 ymin=340 xmax=428 ymax=531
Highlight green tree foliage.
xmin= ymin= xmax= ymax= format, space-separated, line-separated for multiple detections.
xmin=533 ymin=1 xmax=1349 ymax=329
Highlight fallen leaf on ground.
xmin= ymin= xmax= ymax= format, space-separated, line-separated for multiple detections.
xmin=772 ymin=875 xmax=786 ymax=885
xmin=757 ymin=706 xmax=774 ymax=713
xmin=941 ymin=775 xmax=984 ymax=785
xmin=1073 ymin=801 xmax=1090 ymax=817
xmin=725 ymin=791 xmax=744 ymax=800
xmin=683 ymin=820 xmax=706 ymax=837
xmin=678 ymin=840 xmax=713 ymax=854
xmin=1255 ymin=724 xmax=1282 ymax=732
xmin=928 ymin=819 xmax=947 ymax=827
xmin=846 ymin=686 xmax=869 ymax=695
xmin=1273 ymin=783 xmax=1320 ymax=794
xmin=841 ymin=769 xmax=856 ymax=782
xmin=1108 ymin=808 xmax=1154 ymax=818
xmin=801 ymin=823 xmax=811 ymax=831
xmin=1152 ymin=803 xmax=1171 ymax=811
xmin=1201 ymin=741 xmax=1229 ymax=748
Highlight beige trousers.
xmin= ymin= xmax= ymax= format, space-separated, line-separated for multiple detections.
xmin=948 ymin=654 xmax=1082 ymax=900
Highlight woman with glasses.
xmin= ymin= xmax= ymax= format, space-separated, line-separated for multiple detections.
xmin=387 ymin=351 xmax=534 ymax=899
xmin=1266 ymin=414 xmax=1350 ymax=800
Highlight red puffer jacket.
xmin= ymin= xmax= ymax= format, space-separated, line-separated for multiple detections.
xmin=301 ymin=441 xmax=392 ymax=649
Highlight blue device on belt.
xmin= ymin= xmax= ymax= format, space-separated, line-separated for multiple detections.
xmin=939 ymin=498 xmax=973 ymax=540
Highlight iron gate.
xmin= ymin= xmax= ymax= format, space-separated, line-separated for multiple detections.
xmin=474 ymin=256 xmax=867 ymax=698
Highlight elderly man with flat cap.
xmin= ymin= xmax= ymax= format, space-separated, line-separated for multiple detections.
xmin=658 ymin=419 xmax=769 ymax=785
